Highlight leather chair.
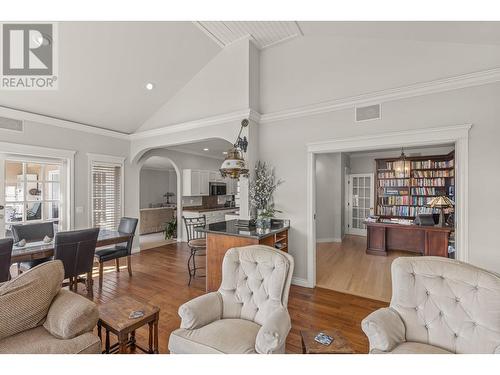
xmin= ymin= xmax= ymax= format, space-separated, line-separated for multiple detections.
xmin=94 ymin=217 xmax=138 ymax=288
xmin=11 ymin=222 xmax=55 ymax=270
xmin=0 ymin=238 xmax=13 ymax=282
xmin=54 ymin=228 xmax=99 ymax=298
xmin=0 ymin=260 xmax=101 ymax=354
xmin=168 ymin=245 xmax=294 ymax=354
xmin=362 ymin=256 xmax=500 ymax=354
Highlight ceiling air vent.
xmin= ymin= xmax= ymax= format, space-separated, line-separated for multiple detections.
xmin=0 ymin=116 xmax=23 ymax=132
xmin=355 ymin=104 xmax=381 ymax=122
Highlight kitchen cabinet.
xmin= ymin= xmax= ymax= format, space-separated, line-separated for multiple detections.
xmin=183 ymin=169 xmax=237 ymax=197
xmin=200 ymin=171 xmax=209 ymax=195
xmin=183 ymin=169 xmax=209 ymax=197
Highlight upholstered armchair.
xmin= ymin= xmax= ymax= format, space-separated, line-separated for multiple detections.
xmin=0 ymin=260 xmax=101 ymax=354
xmin=168 ymin=245 xmax=294 ymax=354
xmin=362 ymin=256 xmax=500 ymax=354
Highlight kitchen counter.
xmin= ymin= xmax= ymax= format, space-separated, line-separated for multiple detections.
xmin=196 ymin=219 xmax=289 ymax=240
xmin=182 ymin=206 xmax=239 ymax=213
xmin=140 ymin=206 xmax=176 ymax=211
xmin=139 ymin=207 xmax=174 ymax=235
xmin=195 ymin=219 xmax=290 ymax=292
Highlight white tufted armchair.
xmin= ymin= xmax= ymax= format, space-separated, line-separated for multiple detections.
xmin=362 ymin=256 xmax=500 ymax=354
xmin=168 ymin=245 xmax=294 ymax=354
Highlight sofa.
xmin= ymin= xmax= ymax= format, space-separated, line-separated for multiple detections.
xmin=362 ymin=256 xmax=500 ymax=354
xmin=168 ymin=245 xmax=294 ymax=354
xmin=0 ymin=260 xmax=101 ymax=354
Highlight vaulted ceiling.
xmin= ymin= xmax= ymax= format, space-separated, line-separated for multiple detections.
xmin=1 ymin=21 xmax=500 ymax=135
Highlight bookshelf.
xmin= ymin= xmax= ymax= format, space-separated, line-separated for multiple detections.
xmin=375 ymin=151 xmax=455 ymax=219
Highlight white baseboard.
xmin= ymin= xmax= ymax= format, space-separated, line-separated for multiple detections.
xmin=131 ymin=245 xmax=141 ymax=254
xmin=316 ymin=237 xmax=342 ymax=243
xmin=292 ymin=276 xmax=312 ymax=288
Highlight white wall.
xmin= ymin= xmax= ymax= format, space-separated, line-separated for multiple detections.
xmin=139 ymin=168 xmax=172 ymax=208
xmin=315 ymin=153 xmax=343 ymax=242
xmin=0 ymin=118 xmax=130 ymax=230
xmin=260 ymin=35 xmax=500 ymax=113
xmin=259 ymin=82 xmax=500 ymax=280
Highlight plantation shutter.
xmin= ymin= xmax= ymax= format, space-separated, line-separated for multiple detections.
xmin=91 ymin=162 xmax=122 ymax=230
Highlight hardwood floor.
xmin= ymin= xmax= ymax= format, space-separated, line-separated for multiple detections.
xmin=316 ymin=235 xmax=414 ymax=302
xmin=84 ymin=242 xmax=387 ymax=354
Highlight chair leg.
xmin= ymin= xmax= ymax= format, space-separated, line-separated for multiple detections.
xmin=99 ymin=262 xmax=104 ymax=289
xmin=86 ymin=272 xmax=93 ymax=299
xmin=187 ymin=250 xmax=194 ymax=286
xmin=115 ymin=258 xmax=120 ymax=272
xmin=127 ymin=256 xmax=132 ymax=277
xmin=192 ymin=249 xmax=197 ymax=277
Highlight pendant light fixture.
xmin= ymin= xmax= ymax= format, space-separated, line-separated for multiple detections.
xmin=220 ymin=119 xmax=250 ymax=179
xmin=394 ymin=147 xmax=410 ymax=178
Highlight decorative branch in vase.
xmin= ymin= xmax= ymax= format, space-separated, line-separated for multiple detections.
xmin=249 ymin=161 xmax=284 ymax=229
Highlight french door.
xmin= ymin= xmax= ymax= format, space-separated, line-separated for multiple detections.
xmin=347 ymin=173 xmax=374 ymax=236
xmin=0 ymin=154 xmax=67 ymax=238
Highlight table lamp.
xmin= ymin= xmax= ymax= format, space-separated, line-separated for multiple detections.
xmin=427 ymin=196 xmax=454 ymax=227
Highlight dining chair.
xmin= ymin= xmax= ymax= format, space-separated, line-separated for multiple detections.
xmin=11 ymin=222 xmax=55 ymax=271
xmin=53 ymin=228 xmax=99 ymax=298
xmin=94 ymin=217 xmax=138 ymax=289
xmin=182 ymin=215 xmax=207 ymax=286
xmin=0 ymin=238 xmax=14 ymax=283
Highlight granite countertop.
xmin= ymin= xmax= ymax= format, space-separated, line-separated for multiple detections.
xmin=183 ymin=206 xmax=239 ymax=213
xmin=196 ymin=219 xmax=289 ymax=239
xmin=140 ymin=206 xmax=175 ymax=211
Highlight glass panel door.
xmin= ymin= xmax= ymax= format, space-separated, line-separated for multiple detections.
xmin=348 ymin=173 xmax=374 ymax=236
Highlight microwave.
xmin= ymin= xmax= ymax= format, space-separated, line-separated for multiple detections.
xmin=210 ymin=182 xmax=227 ymax=196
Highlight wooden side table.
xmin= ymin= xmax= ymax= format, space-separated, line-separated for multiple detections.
xmin=300 ymin=329 xmax=355 ymax=354
xmin=97 ymin=296 xmax=160 ymax=354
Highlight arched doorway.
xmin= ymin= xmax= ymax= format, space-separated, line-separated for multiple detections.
xmin=137 ymin=154 xmax=183 ymax=249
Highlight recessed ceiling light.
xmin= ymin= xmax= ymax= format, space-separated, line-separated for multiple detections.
xmin=203 ymin=148 xmax=209 ymax=151
xmin=145 ymin=82 xmax=154 ymax=90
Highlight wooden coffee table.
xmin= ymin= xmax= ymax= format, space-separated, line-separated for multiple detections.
xmin=300 ymin=329 xmax=355 ymax=354
xmin=97 ymin=296 xmax=160 ymax=354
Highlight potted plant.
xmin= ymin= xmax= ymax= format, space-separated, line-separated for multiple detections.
xmin=164 ymin=217 xmax=177 ymax=240
xmin=249 ymin=161 xmax=283 ymax=229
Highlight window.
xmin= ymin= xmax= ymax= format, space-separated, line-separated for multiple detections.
xmin=4 ymin=160 xmax=62 ymax=231
xmin=89 ymin=155 xmax=124 ymax=230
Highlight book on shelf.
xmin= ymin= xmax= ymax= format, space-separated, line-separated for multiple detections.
xmin=379 ymin=179 xmax=409 ymax=187
xmin=411 ymin=159 xmax=454 ymax=169
xmin=375 ymin=152 xmax=455 ymax=219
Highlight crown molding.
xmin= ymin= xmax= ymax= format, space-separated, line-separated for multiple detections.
xmin=260 ymin=67 xmax=500 ymax=124
xmin=130 ymin=109 xmax=253 ymax=140
xmin=0 ymin=105 xmax=130 ymax=140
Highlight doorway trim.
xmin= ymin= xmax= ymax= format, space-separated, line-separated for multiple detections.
xmin=306 ymin=124 xmax=471 ymax=288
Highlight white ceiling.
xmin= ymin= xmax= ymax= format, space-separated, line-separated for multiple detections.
xmin=168 ymin=138 xmax=233 ymax=160
xmin=142 ymin=138 xmax=232 ymax=169
xmin=2 ymin=21 xmax=500 ymax=134
xmin=195 ymin=21 xmax=302 ymax=49
xmin=299 ymin=21 xmax=500 ymax=46
xmin=0 ymin=22 xmax=220 ymax=134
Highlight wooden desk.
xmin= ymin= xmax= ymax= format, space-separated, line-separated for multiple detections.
xmin=366 ymin=222 xmax=452 ymax=257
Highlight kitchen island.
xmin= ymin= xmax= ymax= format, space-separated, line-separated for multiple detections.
xmin=196 ymin=219 xmax=290 ymax=292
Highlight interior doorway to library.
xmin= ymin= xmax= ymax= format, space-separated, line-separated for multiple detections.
xmin=313 ymin=136 xmax=462 ymax=302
